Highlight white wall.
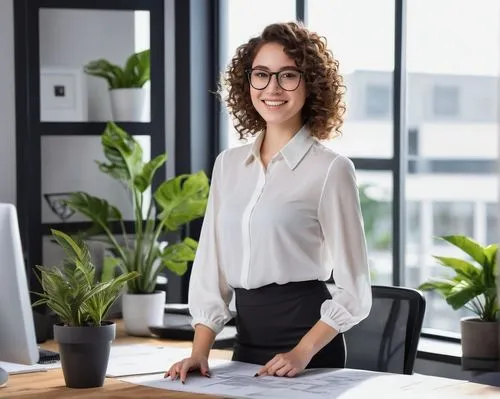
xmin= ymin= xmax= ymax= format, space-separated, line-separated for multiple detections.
xmin=0 ymin=0 xmax=16 ymax=205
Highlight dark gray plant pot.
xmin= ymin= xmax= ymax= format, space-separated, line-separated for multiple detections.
xmin=460 ymin=317 xmax=499 ymax=371
xmin=54 ymin=321 xmax=116 ymax=388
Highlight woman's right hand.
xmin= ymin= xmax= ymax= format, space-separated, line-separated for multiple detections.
xmin=164 ymin=355 xmax=211 ymax=383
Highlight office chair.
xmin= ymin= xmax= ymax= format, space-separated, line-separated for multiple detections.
xmin=344 ymin=285 xmax=426 ymax=375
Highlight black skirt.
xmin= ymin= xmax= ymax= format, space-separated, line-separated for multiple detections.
xmin=232 ymin=280 xmax=346 ymax=369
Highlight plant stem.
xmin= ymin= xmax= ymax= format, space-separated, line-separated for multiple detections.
xmin=144 ymin=195 xmax=155 ymax=236
xmin=119 ymin=219 xmax=130 ymax=250
xmin=467 ymin=301 xmax=482 ymax=317
xmin=464 ymin=304 xmax=478 ymax=316
xmin=144 ymin=217 xmax=168 ymax=281
xmin=132 ymin=188 xmax=144 ymax=283
xmin=101 ymin=224 xmax=127 ymax=262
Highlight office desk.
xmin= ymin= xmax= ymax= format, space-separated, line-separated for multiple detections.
xmin=3 ymin=320 xmax=230 ymax=398
xmin=3 ymin=322 xmax=500 ymax=398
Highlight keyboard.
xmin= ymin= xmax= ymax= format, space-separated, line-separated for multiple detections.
xmin=38 ymin=348 xmax=60 ymax=364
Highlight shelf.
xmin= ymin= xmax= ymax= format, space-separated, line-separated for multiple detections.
xmin=42 ymin=221 xmax=136 ymax=235
xmin=39 ymin=122 xmax=152 ymax=136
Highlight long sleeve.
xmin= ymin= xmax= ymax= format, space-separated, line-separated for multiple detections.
xmin=318 ymin=155 xmax=372 ymax=333
xmin=188 ymin=152 xmax=233 ymax=334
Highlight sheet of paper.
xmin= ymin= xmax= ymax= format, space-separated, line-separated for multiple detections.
xmin=120 ymin=362 xmax=375 ymax=398
xmin=120 ymin=362 xmax=462 ymax=399
xmin=0 ymin=361 xmax=46 ymax=375
xmin=106 ymin=344 xmax=227 ymax=377
xmin=0 ymin=360 xmax=59 ymax=374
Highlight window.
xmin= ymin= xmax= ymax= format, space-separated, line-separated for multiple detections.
xmin=307 ymin=0 xmax=395 ymax=158
xmin=408 ymin=128 xmax=419 ymax=156
xmin=432 ymin=202 xmax=474 ymax=239
xmin=405 ymin=0 xmax=499 ymax=333
xmin=365 ymin=85 xmax=390 ymax=117
xmin=486 ymin=203 xmax=498 ymax=245
xmin=218 ymin=0 xmax=499 ymax=337
xmin=357 ymin=172 xmax=393 ymax=286
xmin=406 ymin=201 xmax=421 ymax=247
xmin=220 ymin=0 xmax=296 ymax=149
xmin=433 ymin=85 xmax=459 ymax=117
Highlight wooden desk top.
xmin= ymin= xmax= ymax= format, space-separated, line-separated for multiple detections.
xmin=2 ymin=320 xmax=230 ymax=398
xmin=3 ymin=321 xmax=500 ymax=398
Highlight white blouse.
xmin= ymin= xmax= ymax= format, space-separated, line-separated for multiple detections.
xmin=188 ymin=125 xmax=372 ymax=336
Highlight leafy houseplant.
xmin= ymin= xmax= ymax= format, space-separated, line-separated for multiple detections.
xmin=84 ymin=49 xmax=150 ymax=121
xmin=418 ymin=235 xmax=498 ymax=368
xmin=84 ymin=49 xmax=150 ymax=89
xmin=65 ymin=122 xmax=209 ymax=335
xmin=33 ymin=229 xmax=138 ymax=388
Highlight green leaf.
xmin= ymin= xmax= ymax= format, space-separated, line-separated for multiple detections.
xmin=154 ymin=171 xmax=210 ymax=231
xmin=432 ymin=255 xmax=481 ymax=281
xmin=65 ymin=192 xmax=122 ymax=233
xmin=123 ymin=49 xmax=150 ymax=88
xmin=160 ymin=238 xmax=198 ymax=276
xmin=97 ymin=122 xmax=143 ymax=185
xmin=439 ymin=235 xmax=486 ymax=266
xmin=418 ymin=278 xmax=456 ymax=297
xmin=134 ymin=154 xmax=167 ymax=193
xmin=101 ymin=256 xmax=122 ymax=282
xmin=484 ymin=244 xmax=497 ymax=264
xmin=445 ymin=281 xmax=484 ymax=311
xmin=51 ymin=230 xmax=84 ymax=263
xmin=83 ymin=59 xmax=126 ymax=89
xmin=482 ymin=244 xmax=497 ymax=287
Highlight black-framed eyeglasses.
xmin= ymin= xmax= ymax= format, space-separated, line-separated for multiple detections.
xmin=246 ymin=68 xmax=303 ymax=91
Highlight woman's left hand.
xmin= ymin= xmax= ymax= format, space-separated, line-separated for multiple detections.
xmin=255 ymin=346 xmax=313 ymax=378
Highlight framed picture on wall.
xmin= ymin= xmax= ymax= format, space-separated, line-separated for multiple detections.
xmin=40 ymin=67 xmax=88 ymax=122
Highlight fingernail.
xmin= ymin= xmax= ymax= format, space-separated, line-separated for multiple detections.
xmin=181 ymin=380 xmax=185 ymax=384
xmin=254 ymin=373 xmax=259 ymax=377
xmin=205 ymin=373 xmax=211 ymax=378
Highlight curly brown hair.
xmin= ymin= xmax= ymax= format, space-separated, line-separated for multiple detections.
xmin=221 ymin=21 xmax=346 ymax=141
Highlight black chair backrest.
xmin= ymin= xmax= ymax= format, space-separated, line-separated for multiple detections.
xmin=344 ymin=285 xmax=426 ymax=375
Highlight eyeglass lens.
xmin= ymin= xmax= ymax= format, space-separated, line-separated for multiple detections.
xmin=249 ymin=69 xmax=301 ymax=91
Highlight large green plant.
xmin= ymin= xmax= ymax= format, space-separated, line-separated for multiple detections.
xmin=65 ymin=122 xmax=209 ymax=294
xmin=84 ymin=49 xmax=150 ymax=89
xmin=32 ymin=230 xmax=138 ymax=327
xmin=418 ymin=235 xmax=498 ymax=322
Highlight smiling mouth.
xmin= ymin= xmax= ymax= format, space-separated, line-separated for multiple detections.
xmin=262 ymin=100 xmax=287 ymax=107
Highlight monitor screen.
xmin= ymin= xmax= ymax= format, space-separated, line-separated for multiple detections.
xmin=0 ymin=203 xmax=39 ymax=364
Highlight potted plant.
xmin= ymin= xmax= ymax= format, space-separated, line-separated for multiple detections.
xmin=418 ymin=235 xmax=498 ymax=369
xmin=32 ymin=229 xmax=138 ymax=388
xmin=84 ymin=49 xmax=150 ymax=122
xmin=65 ymin=122 xmax=209 ymax=336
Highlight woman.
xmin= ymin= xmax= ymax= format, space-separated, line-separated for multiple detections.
xmin=165 ymin=21 xmax=372 ymax=382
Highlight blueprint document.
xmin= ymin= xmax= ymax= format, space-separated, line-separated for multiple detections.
xmin=106 ymin=344 xmax=192 ymax=377
xmin=106 ymin=344 xmax=229 ymax=377
xmin=120 ymin=361 xmax=451 ymax=399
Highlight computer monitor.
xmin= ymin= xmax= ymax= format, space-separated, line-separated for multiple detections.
xmin=0 ymin=203 xmax=39 ymax=365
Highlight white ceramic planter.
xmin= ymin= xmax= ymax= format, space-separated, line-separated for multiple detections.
xmin=109 ymin=87 xmax=148 ymax=122
xmin=122 ymin=291 xmax=165 ymax=336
